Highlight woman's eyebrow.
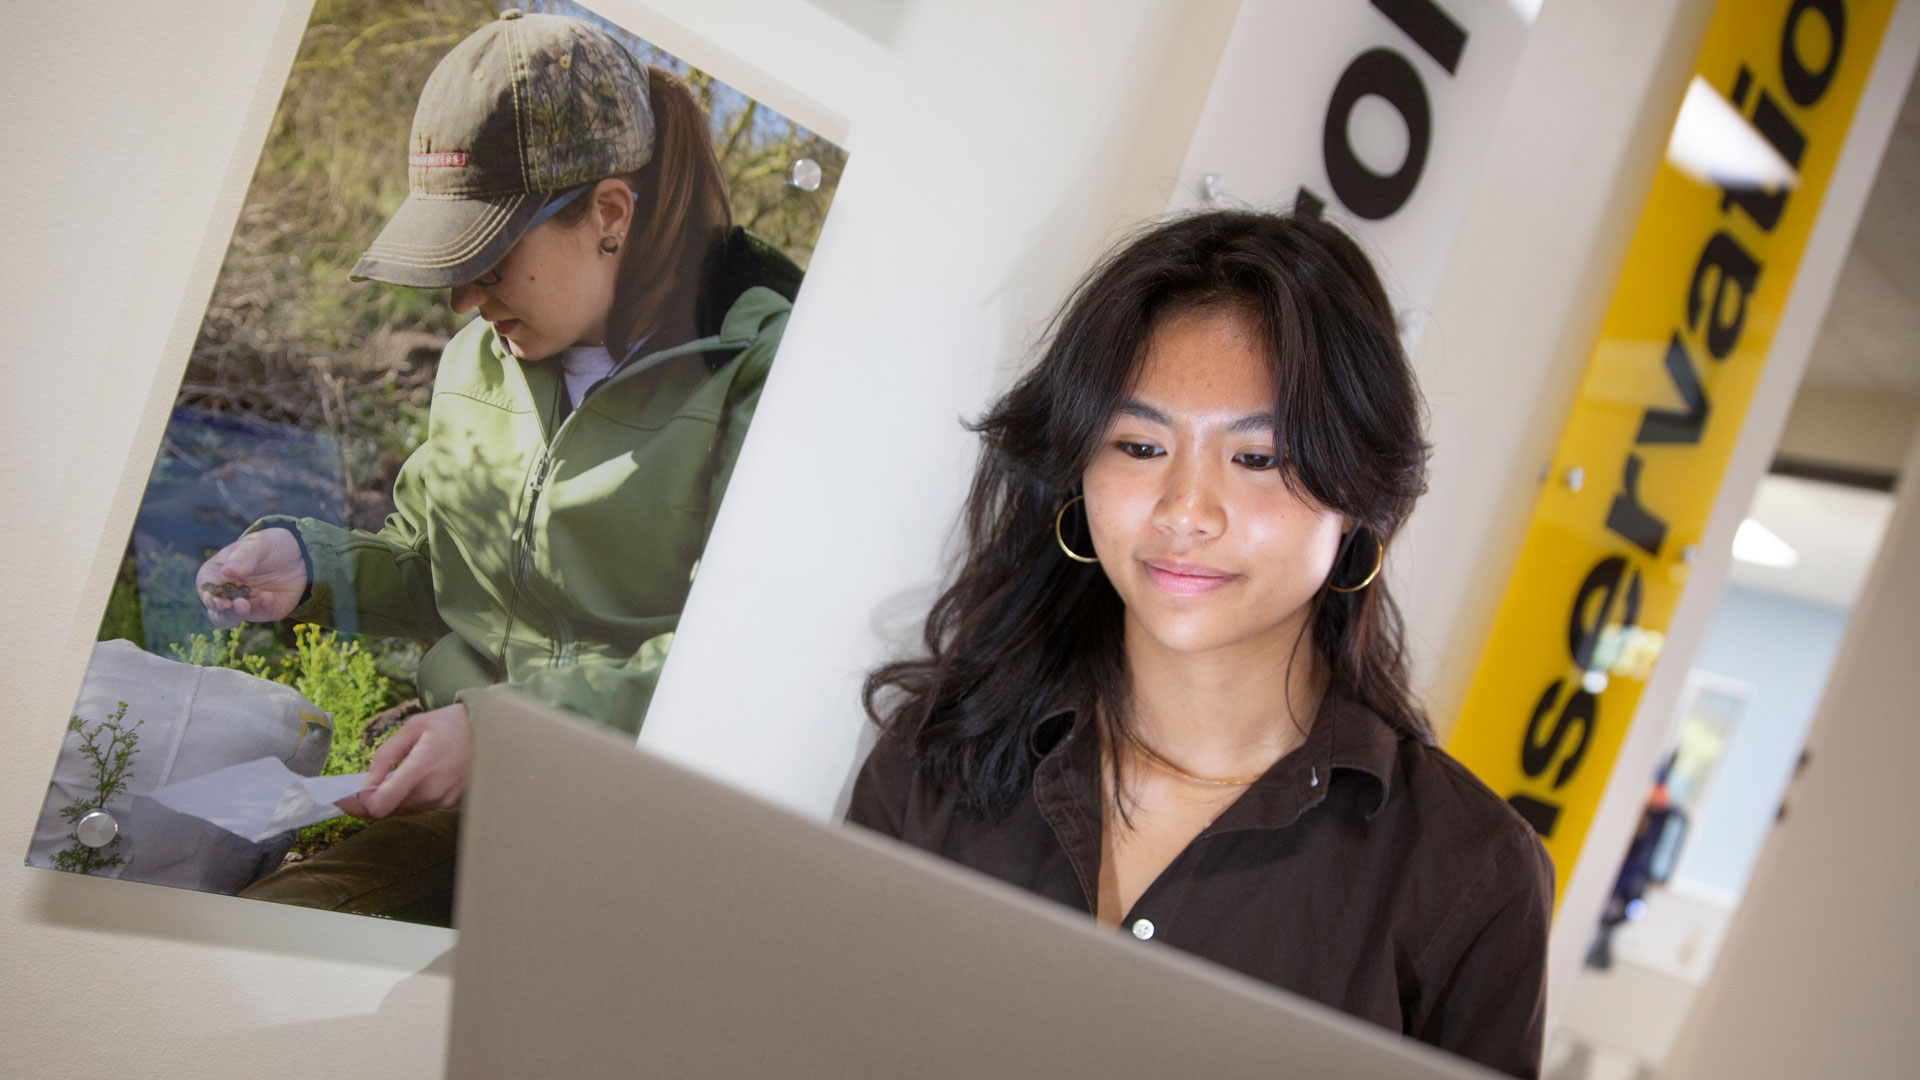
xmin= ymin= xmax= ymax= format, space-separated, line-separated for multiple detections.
xmin=1115 ymin=400 xmax=1170 ymax=425
xmin=1116 ymin=400 xmax=1276 ymax=434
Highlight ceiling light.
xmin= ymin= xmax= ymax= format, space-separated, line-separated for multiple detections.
xmin=1666 ymin=75 xmax=1801 ymax=191
xmin=1733 ymin=518 xmax=1800 ymax=568
xmin=1503 ymin=0 xmax=1546 ymax=23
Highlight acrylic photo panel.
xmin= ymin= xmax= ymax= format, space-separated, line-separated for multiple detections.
xmin=26 ymin=0 xmax=847 ymax=924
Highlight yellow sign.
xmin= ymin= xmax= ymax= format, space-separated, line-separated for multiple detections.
xmin=1447 ymin=0 xmax=1894 ymax=900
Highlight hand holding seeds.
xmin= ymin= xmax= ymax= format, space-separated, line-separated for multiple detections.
xmin=195 ymin=528 xmax=308 ymax=628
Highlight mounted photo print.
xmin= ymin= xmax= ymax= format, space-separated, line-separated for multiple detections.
xmin=26 ymin=0 xmax=846 ymax=926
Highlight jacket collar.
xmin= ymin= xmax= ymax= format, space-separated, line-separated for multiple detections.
xmin=485 ymin=284 xmax=790 ymax=371
xmin=484 ymin=284 xmax=792 ymax=442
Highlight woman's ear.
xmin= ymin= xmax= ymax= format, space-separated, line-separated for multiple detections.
xmin=589 ymin=178 xmax=636 ymax=238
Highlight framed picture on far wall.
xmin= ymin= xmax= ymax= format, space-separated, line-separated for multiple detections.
xmin=25 ymin=0 xmax=847 ymax=927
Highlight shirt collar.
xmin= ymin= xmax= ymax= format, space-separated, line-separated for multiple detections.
xmin=1032 ymin=688 xmax=1403 ymax=836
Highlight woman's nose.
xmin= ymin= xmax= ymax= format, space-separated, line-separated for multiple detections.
xmin=1153 ymin=459 xmax=1226 ymax=540
xmin=449 ymin=282 xmax=484 ymax=314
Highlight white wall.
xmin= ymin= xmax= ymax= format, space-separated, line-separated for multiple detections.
xmin=1661 ymin=418 xmax=1920 ymax=1080
xmin=1673 ymin=586 xmax=1851 ymax=901
xmin=633 ymin=0 xmax=1242 ymax=814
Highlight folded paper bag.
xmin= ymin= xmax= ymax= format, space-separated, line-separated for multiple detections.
xmin=144 ymin=758 xmax=369 ymax=843
xmin=29 ymin=639 xmax=336 ymax=893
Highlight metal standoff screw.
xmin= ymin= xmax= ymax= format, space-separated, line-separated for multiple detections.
xmin=1681 ymin=544 xmax=1699 ymax=565
xmin=1563 ymin=466 xmax=1585 ymax=492
xmin=1200 ymin=173 xmax=1225 ymax=202
xmin=75 ymin=810 xmax=119 ymax=849
xmin=787 ymin=158 xmax=822 ymax=192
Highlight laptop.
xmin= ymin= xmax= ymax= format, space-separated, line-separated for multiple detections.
xmin=446 ymin=692 xmax=1494 ymax=1079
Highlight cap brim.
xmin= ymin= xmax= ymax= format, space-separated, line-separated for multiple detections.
xmin=350 ymin=191 xmax=544 ymax=288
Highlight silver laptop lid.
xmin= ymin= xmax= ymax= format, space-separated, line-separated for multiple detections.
xmin=448 ymin=692 xmax=1493 ymax=1079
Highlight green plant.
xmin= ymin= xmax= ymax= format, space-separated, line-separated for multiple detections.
xmin=52 ymin=703 xmax=143 ymax=875
xmin=170 ymin=624 xmax=272 ymax=671
xmin=173 ymin=624 xmax=406 ymax=850
xmin=284 ymin=624 xmax=395 ymax=775
xmin=172 ymin=624 xmax=398 ymax=763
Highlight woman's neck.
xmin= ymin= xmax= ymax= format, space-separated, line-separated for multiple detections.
xmin=1120 ymin=612 xmax=1324 ymax=780
xmin=591 ymin=298 xmax=695 ymax=358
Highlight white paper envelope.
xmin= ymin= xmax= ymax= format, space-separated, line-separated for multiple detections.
xmin=144 ymin=757 xmax=369 ymax=842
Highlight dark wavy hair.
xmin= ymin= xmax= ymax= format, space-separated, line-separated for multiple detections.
xmin=863 ymin=209 xmax=1433 ymax=821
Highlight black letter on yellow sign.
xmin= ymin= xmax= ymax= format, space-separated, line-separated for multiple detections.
xmin=1523 ymin=680 xmax=1595 ymax=790
xmin=1782 ymin=0 xmax=1846 ymax=107
xmin=1722 ymin=67 xmax=1807 ymax=233
xmin=1689 ymin=231 xmax=1761 ymax=361
xmin=1606 ymin=455 xmax=1667 ymax=556
xmin=1638 ymin=333 xmax=1712 ymax=445
xmin=1508 ymin=794 xmax=1562 ymax=836
xmin=1569 ymin=556 xmax=1644 ymax=671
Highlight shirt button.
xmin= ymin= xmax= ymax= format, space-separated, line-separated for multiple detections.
xmin=1131 ymin=918 xmax=1155 ymax=941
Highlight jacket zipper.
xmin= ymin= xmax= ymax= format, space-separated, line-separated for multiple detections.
xmin=492 ymin=325 xmax=745 ymax=676
xmin=498 ymin=429 xmax=575 ymax=674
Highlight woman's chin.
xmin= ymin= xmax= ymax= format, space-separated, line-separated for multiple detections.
xmin=501 ymin=336 xmax=549 ymax=361
xmin=1123 ymin=601 xmax=1309 ymax=662
xmin=1124 ymin=606 xmax=1238 ymax=657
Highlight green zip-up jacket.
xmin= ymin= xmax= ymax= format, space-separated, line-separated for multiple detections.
xmin=257 ymin=238 xmax=794 ymax=736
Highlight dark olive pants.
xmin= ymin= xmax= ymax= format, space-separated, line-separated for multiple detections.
xmin=239 ymin=809 xmax=460 ymax=928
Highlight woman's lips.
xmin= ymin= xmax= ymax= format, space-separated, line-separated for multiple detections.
xmin=492 ymin=318 xmax=522 ymax=337
xmin=1143 ymin=559 xmax=1236 ymax=596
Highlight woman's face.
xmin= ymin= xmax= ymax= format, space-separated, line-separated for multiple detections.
xmin=1082 ymin=305 xmax=1345 ymax=661
xmin=449 ymin=184 xmax=630 ymax=361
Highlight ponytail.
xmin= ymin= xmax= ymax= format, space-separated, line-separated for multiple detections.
xmin=556 ymin=66 xmax=732 ymax=356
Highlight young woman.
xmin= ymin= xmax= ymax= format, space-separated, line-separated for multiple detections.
xmin=193 ymin=11 xmax=798 ymax=924
xmin=850 ymin=210 xmax=1553 ymax=1077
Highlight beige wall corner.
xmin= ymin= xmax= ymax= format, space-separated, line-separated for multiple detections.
xmin=1661 ymin=379 xmax=1920 ymax=1080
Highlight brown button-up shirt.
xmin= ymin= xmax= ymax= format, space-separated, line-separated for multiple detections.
xmin=848 ymin=693 xmax=1554 ymax=1078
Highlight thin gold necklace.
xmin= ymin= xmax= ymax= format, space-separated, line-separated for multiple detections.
xmin=1121 ymin=725 xmax=1265 ymax=786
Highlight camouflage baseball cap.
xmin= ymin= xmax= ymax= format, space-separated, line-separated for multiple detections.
xmin=350 ymin=10 xmax=654 ymax=288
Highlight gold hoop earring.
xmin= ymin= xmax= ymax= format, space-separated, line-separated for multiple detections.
xmin=1328 ymin=527 xmax=1384 ymax=593
xmin=1054 ymin=495 xmax=1098 ymax=564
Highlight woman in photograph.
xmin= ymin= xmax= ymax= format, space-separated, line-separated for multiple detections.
xmin=194 ymin=11 xmax=798 ymax=923
xmin=850 ymin=210 xmax=1553 ymax=1077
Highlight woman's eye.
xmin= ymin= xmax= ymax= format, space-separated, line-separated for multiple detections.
xmin=1234 ymin=451 xmax=1279 ymax=470
xmin=470 ymin=266 xmax=503 ymax=288
xmin=1115 ymin=441 xmax=1164 ymax=460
